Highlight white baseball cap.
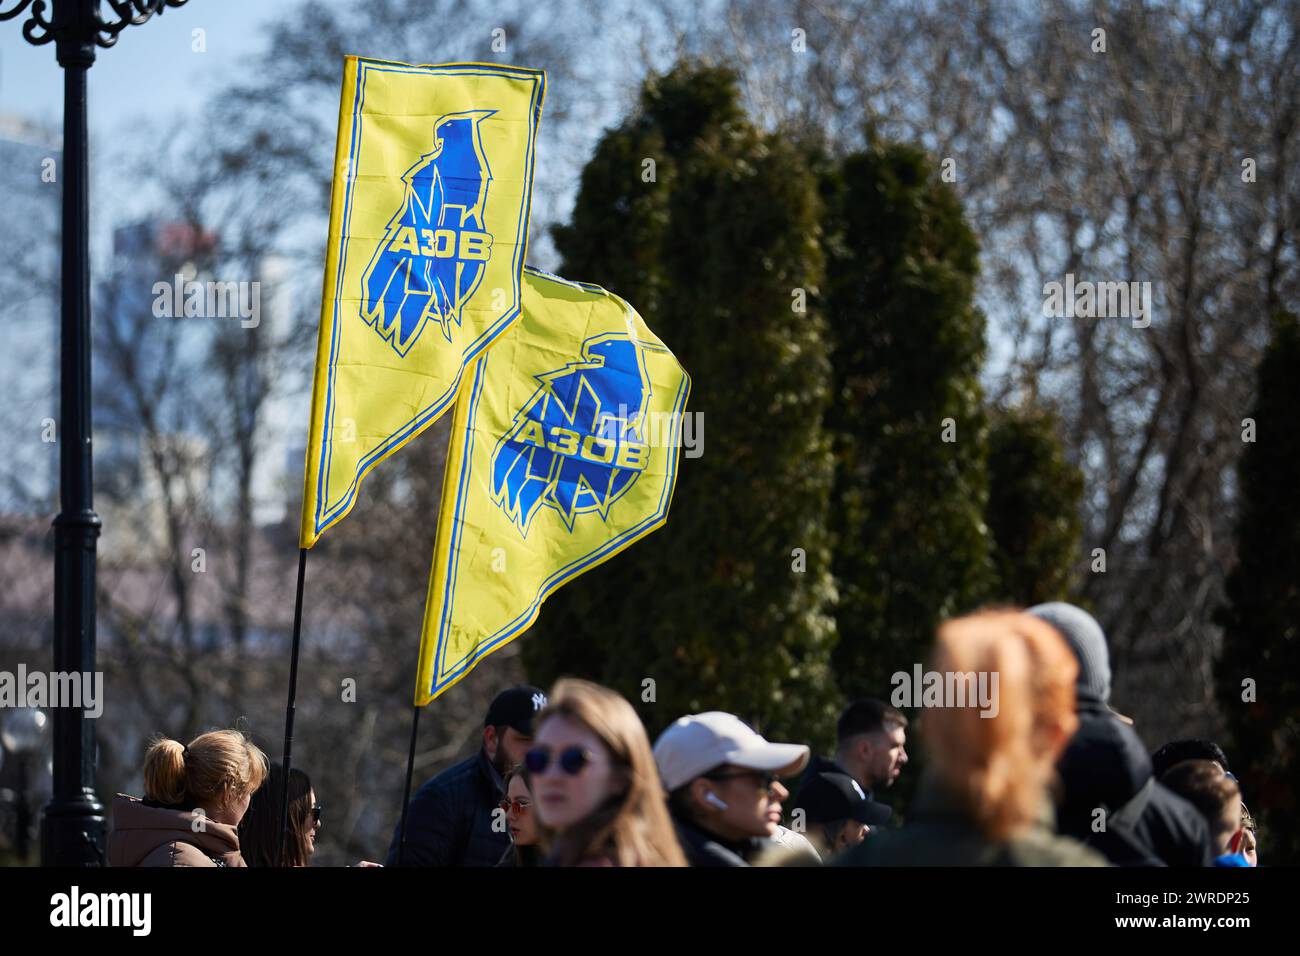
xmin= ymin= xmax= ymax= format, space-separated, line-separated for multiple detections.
xmin=653 ymin=712 xmax=810 ymax=792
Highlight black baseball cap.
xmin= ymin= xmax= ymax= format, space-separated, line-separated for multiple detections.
xmin=797 ymin=772 xmax=892 ymax=826
xmin=484 ymin=685 xmax=548 ymax=735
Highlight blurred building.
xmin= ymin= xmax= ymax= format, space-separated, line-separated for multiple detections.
xmin=96 ymin=216 xmax=300 ymax=538
xmin=0 ymin=114 xmax=61 ymax=515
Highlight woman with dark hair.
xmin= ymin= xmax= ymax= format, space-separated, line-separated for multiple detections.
xmin=239 ymin=763 xmax=320 ymax=867
xmin=496 ymin=764 xmax=543 ymax=867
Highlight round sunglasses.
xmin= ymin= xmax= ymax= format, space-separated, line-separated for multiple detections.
xmin=524 ymin=746 xmax=596 ymax=776
xmin=705 ymin=769 xmax=782 ymax=793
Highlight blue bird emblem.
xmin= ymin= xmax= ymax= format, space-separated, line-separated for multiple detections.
xmin=360 ymin=111 xmax=495 ymax=356
xmin=492 ymin=334 xmax=654 ymax=536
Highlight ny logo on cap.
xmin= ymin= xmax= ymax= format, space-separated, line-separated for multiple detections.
xmin=532 ymin=693 xmax=547 ymax=711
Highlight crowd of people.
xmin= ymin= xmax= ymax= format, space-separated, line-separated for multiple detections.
xmin=103 ymin=602 xmax=1261 ymax=868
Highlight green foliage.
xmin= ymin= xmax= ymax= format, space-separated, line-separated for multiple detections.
xmin=985 ymin=407 xmax=1084 ymax=606
xmin=525 ymin=63 xmax=840 ymax=748
xmin=818 ymin=138 xmax=993 ymax=703
xmin=524 ymin=67 xmax=1083 ymax=763
xmin=1216 ymin=310 xmax=1300 ymax=865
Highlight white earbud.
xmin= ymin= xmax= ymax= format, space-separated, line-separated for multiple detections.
xmin=704 ymin=792 xmax=729 ymax=811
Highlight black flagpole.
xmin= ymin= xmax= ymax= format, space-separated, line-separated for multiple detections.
xmin=394 ymin=703 xmax=422 ymax=865
xmin=277 ymin=546 xmax=309 ymax=866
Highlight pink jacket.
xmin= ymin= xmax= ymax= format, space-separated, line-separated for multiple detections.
xmin=107 ymin=794 xmax=246 ymax=867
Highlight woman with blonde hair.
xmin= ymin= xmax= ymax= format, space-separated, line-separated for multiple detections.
xmin=108 ymin=728 xmax=268 ymax=867
xmin=838 ymin=610 xmax=1108 ymax=866
xmin=527 ymin=678 xmax=686 ymax=866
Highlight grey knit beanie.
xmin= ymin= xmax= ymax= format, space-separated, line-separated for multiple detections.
xmin=1027 ymin=602 xmax=1111 ymax=705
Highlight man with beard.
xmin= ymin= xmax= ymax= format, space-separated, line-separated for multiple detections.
xmin=794 ymin=699 xmax=908 ymax=822
xmin=384 ymin=684 xmax=545 ymax=866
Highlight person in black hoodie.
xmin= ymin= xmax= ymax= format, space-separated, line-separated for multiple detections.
xmin=1028 ymin=603 xmax=1213 ymax=867
xmin=1151 ymin=739 xmax=1232 ymax=779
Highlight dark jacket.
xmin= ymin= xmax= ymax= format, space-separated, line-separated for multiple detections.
xmin=1056 ymin=701 xmax=1213 ymax=867
xmin=384 ymin=749 xmax=509 ymax=867
xmin=107 ymin=794 xmax=245 ymax=867
xmin=791 ymin=754 xmax=891 ymax=823
xmin=496 ymin=842 xmax=545 ymax=867
xmin=791 ymin=755 xmax=851 ymax=802
xmin=794 ymin=755 xmax=864 ymax=792
xmin=834 ymin=781 xmax=1108 ymax=867
xmin=671 ymin=814 xmax=766 ymax=867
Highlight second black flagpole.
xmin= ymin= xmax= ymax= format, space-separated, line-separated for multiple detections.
xmin=394 ymin=703 xmax=422 ymax=865
xmin=277 ymin=546 xmax=309 ymax=866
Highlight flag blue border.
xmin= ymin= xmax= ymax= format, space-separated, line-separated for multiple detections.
xmin=426 ymin=273 xmax=690 ymax=698
xmin=314 ymin=61 xmax=545 ymax=539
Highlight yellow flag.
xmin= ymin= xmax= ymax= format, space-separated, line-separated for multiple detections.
xmin=414 ymin=267 xmax=691 ymax=704
xmin=300 ymin=57 xmax=546 ymax=547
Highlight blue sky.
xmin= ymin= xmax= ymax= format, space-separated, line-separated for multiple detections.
xmin=0 ymin=0 xmax=280 ymax=133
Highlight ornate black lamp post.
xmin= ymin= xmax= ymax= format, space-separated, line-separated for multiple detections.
xmin=0 ymin=0 xmax=188 ymax=866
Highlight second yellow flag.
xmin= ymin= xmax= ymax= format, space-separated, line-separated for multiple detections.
xmin=414 ymin=267 xmax=691 ymax=705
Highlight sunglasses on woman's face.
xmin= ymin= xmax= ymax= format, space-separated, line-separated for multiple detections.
xmin=311 ymin=804 xmax=323 ymax=825
xmin=705 ymin=769 xmax=781 ymax=794
xmin=499 ymin=797 xmax=532 ymax=814
xmin=524 ymin=746 xmax=594 ymax=776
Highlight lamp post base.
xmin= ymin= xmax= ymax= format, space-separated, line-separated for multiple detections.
xmin=40 ymin=791 xmax=107 ymax=867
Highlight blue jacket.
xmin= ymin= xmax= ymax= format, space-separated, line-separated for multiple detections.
xmin=384 ymin=750 xmax=510 ymax=867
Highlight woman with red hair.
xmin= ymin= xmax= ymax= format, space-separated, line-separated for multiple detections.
xmin=837 ymin=610 xmax=1108 ymax=866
